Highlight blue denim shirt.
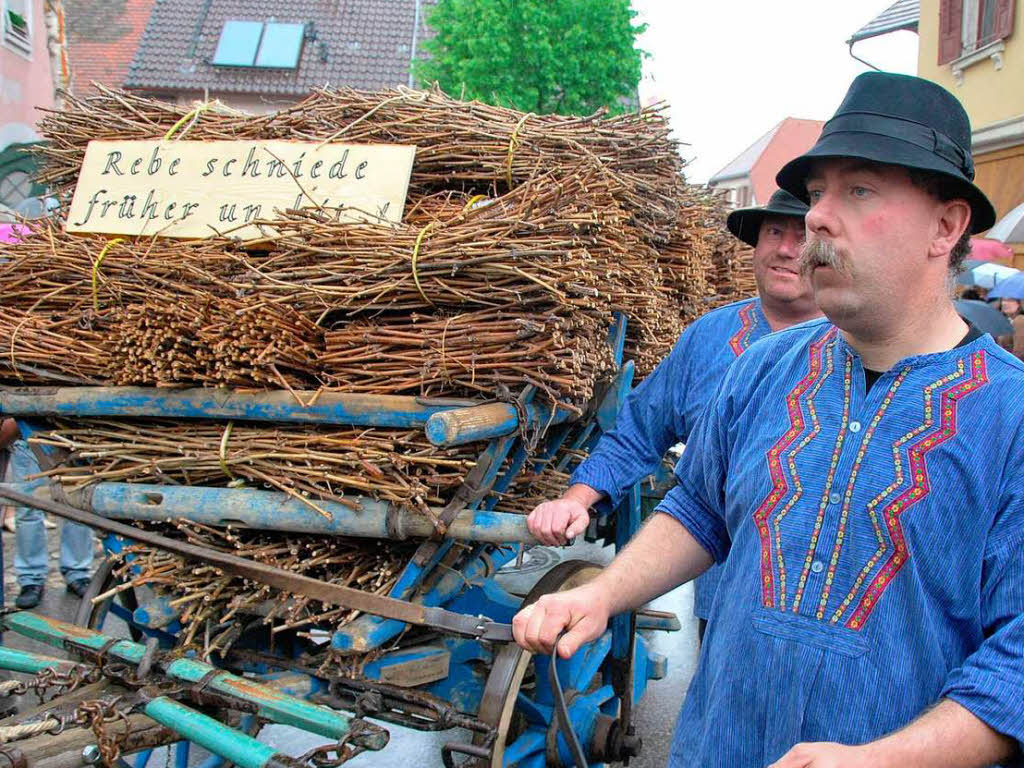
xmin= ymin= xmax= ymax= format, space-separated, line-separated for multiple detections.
xmin=659 ymin=319 xmax=1024 ymax=766
xmin=571 ymin=298 xmax=771 ymax=617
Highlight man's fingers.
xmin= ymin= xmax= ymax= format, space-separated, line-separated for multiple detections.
xmin=556 ymin=615 xmax=597 ymax=659
xmin=565 ymin=510 xmax=590 ymax=540
xmin=545 ymin=508 xmax=570 ymax=546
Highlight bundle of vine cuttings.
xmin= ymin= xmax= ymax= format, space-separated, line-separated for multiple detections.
xmin=29 ymin=419 xmax=480 ymax=516
xmin=0 ymin=166 xmax=680 ymax=401
xmin=35 ymin=84 xmax=686 ymax=245
xmin=104 ymin=524 xmax=413 ymax=661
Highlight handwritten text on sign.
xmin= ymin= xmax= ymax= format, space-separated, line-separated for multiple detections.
xmin=66 ymin=140 xmax=417 ymax=239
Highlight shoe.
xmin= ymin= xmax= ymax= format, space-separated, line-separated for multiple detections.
xmin=14 ymin=584 xmax=43 ymax=609
xmin=66 ymin=578 xmax=91 ymax=599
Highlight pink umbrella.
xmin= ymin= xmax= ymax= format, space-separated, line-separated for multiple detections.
xmin=0 ymin=223 xmax=29 ymax=244
xmin=969 ymin=237 xmax=1014 ymax=263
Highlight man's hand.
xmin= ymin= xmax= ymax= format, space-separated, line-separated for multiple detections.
xmin=768 ymin=742 xmax=878 ymax=768
xmin=526 ymin=484 xmax=600 ymax=546
xmin=512 ymin=582 xmax=611 ymax=659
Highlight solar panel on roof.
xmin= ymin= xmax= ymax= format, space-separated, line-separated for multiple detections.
xmin=212 ymin=21 xmax=264 ymax=67
xmin=255 ymin=22 xmax=305 ymax=69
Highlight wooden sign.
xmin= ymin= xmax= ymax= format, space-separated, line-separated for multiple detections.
xmin=66 ymin=140 xmax=416 ymax=240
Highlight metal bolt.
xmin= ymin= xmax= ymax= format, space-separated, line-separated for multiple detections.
xmin=80 ymin=745 xmax=101 ymax=765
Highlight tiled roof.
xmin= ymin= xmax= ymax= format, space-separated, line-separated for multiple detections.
xmin=65 ymin=0 xmax=158 ymax=92
xmin=848 ymin=0 xmax=919 ymax=45
xmin=125 ymin=0 xmax=435 ymax=96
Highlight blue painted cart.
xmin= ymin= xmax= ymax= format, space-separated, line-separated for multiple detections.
xmin=0 ymin=316 xmax=677 ymax=768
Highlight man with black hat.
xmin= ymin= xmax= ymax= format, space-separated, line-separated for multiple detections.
xmin=513 ymin=72 xmax=1024 ymax=767
xmin=526 ymin=187 xmax=820 ymax=637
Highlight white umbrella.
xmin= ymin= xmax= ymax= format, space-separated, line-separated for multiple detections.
xmin=987 ymin=201 xmax=1024 ymax=243
xmin=957 ymin=261 xmax=1019 ymax=288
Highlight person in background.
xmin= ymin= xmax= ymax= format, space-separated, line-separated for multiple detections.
xmin=525 ymin=187 xmax=821 ymax=642
xmin=997 ymin=297 xmax=1024 ymax=359
xmin=2 ymin=421 xmax=93 ymax=609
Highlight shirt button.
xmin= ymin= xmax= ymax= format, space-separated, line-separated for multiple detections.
xmin=829 ymin=493 xmax=841 ymax=505
xmin=811 ymin=560 xmax=825 ymax=574
xmin=849 ymin=421 xmax=862 ymax=433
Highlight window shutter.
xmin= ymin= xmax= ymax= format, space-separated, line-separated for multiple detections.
xmin=939 ymin=0 xmax=965 ymax=64
xmin=995 ymin=0 xmax=1016 ymax=39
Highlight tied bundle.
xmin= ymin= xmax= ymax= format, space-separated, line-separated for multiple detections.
xmin=31 ymin=419 xmax=478 ymax=515
xmin=104 ymin=526 xmax=412 ymax=660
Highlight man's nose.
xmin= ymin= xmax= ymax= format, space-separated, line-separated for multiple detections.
xmin=805 ymin=194 xmax=837 ymax=237
xmin=777 ymin=230 xmax=803 ymax=258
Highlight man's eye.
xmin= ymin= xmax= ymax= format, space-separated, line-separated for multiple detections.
xmin=852 ymin=186 xmax=870 ymax=197
xmin=807 ymin=189 xmax=823 ymax=202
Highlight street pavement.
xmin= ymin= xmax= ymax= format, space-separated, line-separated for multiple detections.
xmin=1 ymin=529 xmax=698 ymax=767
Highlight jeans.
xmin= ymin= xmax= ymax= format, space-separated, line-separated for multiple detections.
xmin=6 ymin=440 xmax=92 ymax=587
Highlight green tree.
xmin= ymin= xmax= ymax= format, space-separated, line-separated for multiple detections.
xmin=417 ymin=0 xmax=645 ymax=116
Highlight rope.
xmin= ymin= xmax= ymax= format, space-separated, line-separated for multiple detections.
xmin=505 ymin=113 xmax=533 ymax=189
xmin=91 ymin=238 xmax=125 ymax=311
xmin=0 ymin=718 xmax=60 ymax=744
xmin=0 ymin=680 xmax=21 ymax=696
xmin=411 ymin=222 xmax=439 ymax=306
xmin=163 ymin=102 xmax=214 ymax=141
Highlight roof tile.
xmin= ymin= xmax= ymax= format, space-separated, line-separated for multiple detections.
xmin=124 ymin=0 xmax=435 ymax=95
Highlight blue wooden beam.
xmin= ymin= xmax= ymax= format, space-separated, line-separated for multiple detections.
xmin=0 ymin=481 xmax=537 ymax=544
xmin=0 ymin=386 xmax=470 ymax=428
xmin=424 ymin=401 xmax=576 ymax=447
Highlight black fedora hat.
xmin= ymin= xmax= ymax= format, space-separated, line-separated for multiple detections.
xmin=776 ymin=72 xmax=995 ymax=233
xmin=726 ymin=188 xmax=808 ymax=247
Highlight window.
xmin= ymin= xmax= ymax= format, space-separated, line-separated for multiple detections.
xmin=3 ymin=0 xmax=31 ymax=57
xmin=212 ymin=20 xmax=305 ymax=69
xmin=939 ymin=0 xmax=1016 ymax=64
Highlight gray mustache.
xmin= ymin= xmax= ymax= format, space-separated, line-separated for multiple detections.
xmin=799 ymin=238 xmax=848 ymax=276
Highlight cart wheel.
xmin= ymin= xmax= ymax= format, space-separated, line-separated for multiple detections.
xmin=73 ymin=555 xmax=144 ymax=641
xmin=474 ymin=560 xmax=616 ymax=768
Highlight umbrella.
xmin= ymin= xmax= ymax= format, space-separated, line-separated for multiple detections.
xmin=0 ymin=223 xmax=28 ymax=244
xmin=968 ymin=237 xmax=1014 ymax=263
xmin=956 ymin=260 xmax=1019 ymax=288
xmin=954 ymin=299 xmax=1012 ymax=337
xmin=987 ymin=272 xmax=1024 ymax=300
xmin=987 ymin=201 xmax=1024 ymax=243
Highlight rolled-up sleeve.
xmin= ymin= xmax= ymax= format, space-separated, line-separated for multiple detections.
xmin=653 ymin=383 xmax=732 ymax=565
xmin=941 ymin=526 xmax=1024 ymax=749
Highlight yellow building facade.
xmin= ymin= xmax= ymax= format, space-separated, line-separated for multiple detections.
xmin=918 ymin=0 xmax=1024 ymax=261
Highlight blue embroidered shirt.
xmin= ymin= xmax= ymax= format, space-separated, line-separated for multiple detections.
xmin=658 ymin=318 xmax=1024 ymax=767
xmin=570 ymin=297 xmax=771 ymax=618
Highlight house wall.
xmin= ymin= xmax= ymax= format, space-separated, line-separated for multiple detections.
xmin=1 ymin=0 xmax=55 ymax=152
xmin=918 ymin=0 xmax=1024 ymax=253
xmin=918 ymin=0 xmax=1024 ymax=129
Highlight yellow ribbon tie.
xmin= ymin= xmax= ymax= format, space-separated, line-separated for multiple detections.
xmin=218 ymin=421 xmax=236 ymax=479
xmin=91 ymin=238 xmax=125 ymax=311
xmin=505 ymin=113 xmax=532 ymax=190
xmin=163 ymin=102 xmax=213 ymax=141
xmin=411 ymin=222 xmax=439 ymax=306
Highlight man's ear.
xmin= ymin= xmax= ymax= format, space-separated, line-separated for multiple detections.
xmin=929 ymin=199 xmax=971 ymax=261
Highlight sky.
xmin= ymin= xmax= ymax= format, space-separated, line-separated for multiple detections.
xmin=632 ymin=1 xmax=921 ymax=184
